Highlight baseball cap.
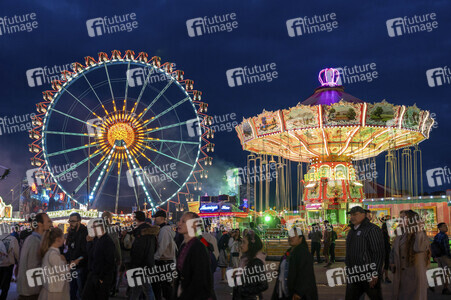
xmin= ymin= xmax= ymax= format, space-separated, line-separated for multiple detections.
xmin=347 ymin=206 xmax=366 ymax=214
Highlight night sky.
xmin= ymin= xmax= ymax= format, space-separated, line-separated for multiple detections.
xmin=0 ymin=0 xmax=450 ymax=211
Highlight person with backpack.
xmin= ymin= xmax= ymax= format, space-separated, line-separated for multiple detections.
xmin=0 ymin=224 xmax=19 ymax=300
xmin=129 ymin=211 xmax=159 ymax=300
xmin=175 ymin=212 xmax=216 ymax=300
xmin=217 ymin=230 xmax=231 ymax=282
xmin=432 ymin=222 xmax=451 ymax=295
xmin=153 ymin=210 xmax=176 ymax=300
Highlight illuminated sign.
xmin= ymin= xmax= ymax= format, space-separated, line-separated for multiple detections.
xmin=220 ymin=205 xmax=231 ymax=211
xmin=304 ymin=164 xmax=357 ymax=182
xmin=199 ymin=204 xmax=219 ymax=212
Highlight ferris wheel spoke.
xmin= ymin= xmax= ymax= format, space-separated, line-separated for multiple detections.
xmin=82 ymin=73 xmax=109 ymax=115
xmin=143 ymin=139 xmax=200 ymax=145
xmin=54 ymin=151 xmax=102 ymax=180
xmin=104 ymin=63 xmax=118 ymax=112
xmin=114 ymin=156 xmax=123 ymax=214
xmin=60 ymin=86 xmax=102 ymax=119
xmin=136 ymin=79 xmax=174 ymax=119
xmin=124 ymin=61 xmax=131 ymax=112
xmin=73 ymin=153 xmax=110 ymax=194
xmin=145 ymin=146 xmax=193 ymax=167
xmin=44 ymin=131 xmax=94 ymax=137
xmin=130 ymin=154 xmax=163 ymax=204
xmin=142 ymin=96 xmax=190 ymax=126
xmin=50 ymin=108 xmax=100 ymax=129
xmin=89 ymin=143 xmax=117 ymax=200
xmin=140 ymin=152 xmax=182 ymax=188
xmin=124 ymin=145 xmax=156 ymax=210
xmin=46 ymin=143 xmax=98 ymax=157
xmin=146 ymin=120 xmax=191 ymax=134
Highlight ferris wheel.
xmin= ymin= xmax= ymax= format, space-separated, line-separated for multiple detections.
xmin=29 ymin=50 xmax=214 ymax=213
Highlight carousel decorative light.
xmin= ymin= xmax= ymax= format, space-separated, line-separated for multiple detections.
xmin=236 ymin=68 xmax=434 ymax=210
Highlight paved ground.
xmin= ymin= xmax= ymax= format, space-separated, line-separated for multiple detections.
xmin=6 ymin=262 xmax=450 ymax=299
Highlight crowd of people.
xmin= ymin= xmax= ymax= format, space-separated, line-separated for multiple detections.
xmin=0 ymin=206 xmax=448 ymax=300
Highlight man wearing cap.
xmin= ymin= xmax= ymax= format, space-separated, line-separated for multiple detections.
xmin=153 ymin=210 xmax=176 ymax=300
xmin=345 ymin=206 xmax=385 ymax=300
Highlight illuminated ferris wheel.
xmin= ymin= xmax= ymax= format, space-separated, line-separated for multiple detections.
xmin=29 ymin=50 xmax=214 ymax=213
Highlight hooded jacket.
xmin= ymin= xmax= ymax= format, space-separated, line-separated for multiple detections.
xmin=131 ymin=222 xmax=159 ymax=268
xmin=154 ymin=223 xmax=176 ymax=261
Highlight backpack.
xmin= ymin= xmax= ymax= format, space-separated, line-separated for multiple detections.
xmin=200 ymin=237 xmax=217 ymax=273
xmin=218 ymin=234 xmax=230 ymax=250
xmin=0 ymin=236 xmax=12 ymax=265
xmin=431 ymin=240 xmax=443 ymax=258
xmin=122 ymin=233 xmax=134 ymax=250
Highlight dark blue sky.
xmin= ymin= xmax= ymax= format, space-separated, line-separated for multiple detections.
xmin=0 ymin=0 xmax=450 ymax=210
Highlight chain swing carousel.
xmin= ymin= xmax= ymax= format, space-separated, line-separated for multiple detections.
xmin=235 ymin=68 xmax=434 ymax=228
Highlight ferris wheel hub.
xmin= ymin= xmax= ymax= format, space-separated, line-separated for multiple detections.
xmin=107 ymin=122 xmax=136 ymax=147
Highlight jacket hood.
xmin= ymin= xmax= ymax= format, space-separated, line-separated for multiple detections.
xmin=140 ymin=225 xmax=160 ymax=236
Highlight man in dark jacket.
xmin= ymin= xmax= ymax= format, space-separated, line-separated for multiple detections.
xmin=345 ymin=206 xmax=385 ymax=300
xmin=272 ymin=227 xmax=318 ymax=300
xmin=129 ymin=211 xmax=159 ymax=300
xmin=66 ymin=212 xmax=88 ymax=300
xmin=82 ymin=218 xmax=116 ymax=300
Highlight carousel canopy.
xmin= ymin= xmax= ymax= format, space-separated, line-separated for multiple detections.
xmin=235 ymin=68 xmax=434 ymax=162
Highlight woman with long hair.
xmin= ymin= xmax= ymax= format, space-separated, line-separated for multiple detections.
xmin=232 ymin=230 xmax=268 ymax=300
xmin=390 ymin=210 xmax=430 ymax=300
xmin=38 ymin=227 xmax=70 ymax=300
xmin=175 ymin=212 xmax=216 ymax=300
xmin=272 ymin=227 xmax=318 ymax=300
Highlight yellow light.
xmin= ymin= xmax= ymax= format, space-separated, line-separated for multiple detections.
xmin=107 ymin=122 xmax=135 ymax=146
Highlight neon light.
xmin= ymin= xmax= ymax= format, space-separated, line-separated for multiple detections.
xmin=318 ymin=68 xmax=340 ymax=87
